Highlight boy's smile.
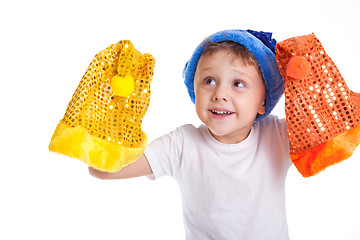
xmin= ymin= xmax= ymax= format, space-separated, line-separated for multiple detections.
xmin=194 ymin=50 xmax=266 ymax=144
xmin=209 ymin=109 xmax=235 ymax=120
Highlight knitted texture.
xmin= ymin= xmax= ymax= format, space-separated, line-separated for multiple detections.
xmin=49 ymin=40 xmax=155 ymax=172
xmin=276 ymin=33 xmax=360 ymax=177
xmin=183 ymin=29 xmax=284 ymax=121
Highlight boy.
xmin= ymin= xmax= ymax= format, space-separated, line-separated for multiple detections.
xmin=89 ymin=30 xmax=291 ymax=239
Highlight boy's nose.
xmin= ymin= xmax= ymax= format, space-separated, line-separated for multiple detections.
xmin=213 ymin=96 xmax=227 ymax=102
xmin=212 ymin=87 xmax=228 ymax=102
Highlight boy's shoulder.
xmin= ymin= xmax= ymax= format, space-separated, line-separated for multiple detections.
xmin=255 ymin=114 xmax=286 ymax=128
xmin=173 ymin=124 xmax=198 ymax=135
xmin=254 ymin=115 xmax=288 ymax=138
xmin=165 ymin=124 xmax=203 ymax=141
xmin=255 ymin=115 xmax=289 ymax=145
xmin=176 ymin=123 xmax=208 ymax=132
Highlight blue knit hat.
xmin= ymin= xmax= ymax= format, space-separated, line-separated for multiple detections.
xmin=183 ymin=29 xmax=284 ymax=121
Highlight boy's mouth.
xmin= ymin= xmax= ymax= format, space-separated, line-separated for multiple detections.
xmin=209 ymin=109 xmax=235 ymax=116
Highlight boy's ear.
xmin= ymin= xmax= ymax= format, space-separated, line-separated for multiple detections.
xmin=258 ymin=99 xmax=266 ymax=115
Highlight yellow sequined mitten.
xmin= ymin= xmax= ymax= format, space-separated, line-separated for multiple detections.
xmin=49 ymin=40 xmax=155 ymax=172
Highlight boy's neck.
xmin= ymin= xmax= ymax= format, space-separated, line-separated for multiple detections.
xmin=208 ymin=127 xmax=252 ymax=144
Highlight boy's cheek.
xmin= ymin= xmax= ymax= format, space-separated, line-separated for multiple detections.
xmin=194 ymin=85 xmax=203 ymax=98
xmin=194 ymin=89 xmax=209 ymax=103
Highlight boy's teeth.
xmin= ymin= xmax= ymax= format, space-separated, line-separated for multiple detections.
xmin=212 ymin=110 xmax=232 ymax=115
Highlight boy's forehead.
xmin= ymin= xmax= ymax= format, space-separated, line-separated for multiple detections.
xmin=198 ymin=50 xmax=246 ymax=66
xmin=196 ymin=50 xmax=263 ymax=79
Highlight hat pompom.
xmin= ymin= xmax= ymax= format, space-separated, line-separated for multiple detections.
xmin=246 ymin=29 xmax=277 ymax=54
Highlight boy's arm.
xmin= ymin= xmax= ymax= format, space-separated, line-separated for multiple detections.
xmin=88 ymin=154 xmax=152 ymax=179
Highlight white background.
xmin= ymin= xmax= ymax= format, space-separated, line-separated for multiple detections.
xmin=1 ymin=0 xmax=360 ymax=239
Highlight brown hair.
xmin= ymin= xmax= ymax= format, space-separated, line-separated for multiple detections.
xmin=202 ymin=41 xmax=262 ymax=76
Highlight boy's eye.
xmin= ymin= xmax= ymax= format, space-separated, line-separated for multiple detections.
xmin=204 ymin=78 xmax=216 ymax=85
xmin=233 ymin=80 xmax=245 ymax=88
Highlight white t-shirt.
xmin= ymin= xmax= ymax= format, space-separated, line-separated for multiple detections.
xmin=144 ymin=115 xmax=292 ymax=240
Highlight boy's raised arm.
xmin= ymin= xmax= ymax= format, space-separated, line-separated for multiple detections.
xmin=88 ymin=154 xmax=152 ymax=179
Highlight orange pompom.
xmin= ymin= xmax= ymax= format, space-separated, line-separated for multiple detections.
xmin=286 ymin=56 xmax=311 ymax=80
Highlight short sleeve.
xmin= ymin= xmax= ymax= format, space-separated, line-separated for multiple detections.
xmin=278 ymin=117 xmax=290 ymax=156
xmin=144 ymin=126 xmax=185 ymax=180
xmin=257 ymin=115 xmax=292 ymax=170
xmin=274 ymin=116 xmax=292 ymax=169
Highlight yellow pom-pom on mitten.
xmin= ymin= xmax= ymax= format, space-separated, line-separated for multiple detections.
xmin=111 ymin=75 xmax=135 ymax=97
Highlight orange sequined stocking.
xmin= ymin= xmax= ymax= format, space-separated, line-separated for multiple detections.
xmin=276 ymin=33 xmax=360 ymax=177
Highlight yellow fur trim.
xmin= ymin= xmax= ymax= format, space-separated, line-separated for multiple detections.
xmin=48 ymin=120 xmax=147 ymax=172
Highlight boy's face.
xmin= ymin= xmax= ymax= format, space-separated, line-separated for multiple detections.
xmin=194 ymin=50 xmax=266 ymax=144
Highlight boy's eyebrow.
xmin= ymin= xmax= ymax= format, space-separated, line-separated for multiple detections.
xmin=232 ymin=68 xmax=252 ymax=77
xmin=198 ymin=66 xmax=215 ymax=72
